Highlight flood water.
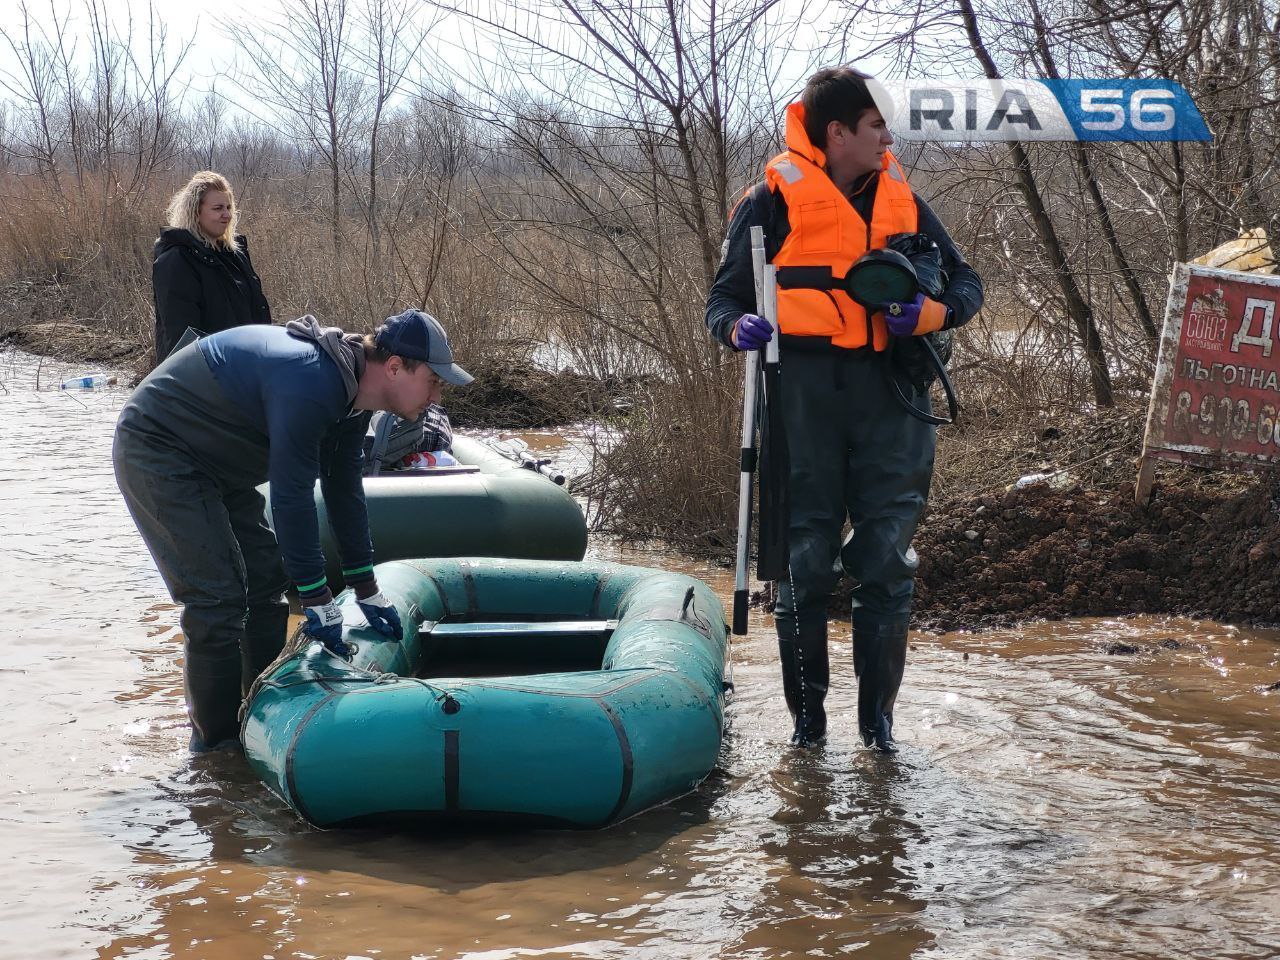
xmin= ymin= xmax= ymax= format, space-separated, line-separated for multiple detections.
xmin=2 ymin=348 xmax=1278 ymax=960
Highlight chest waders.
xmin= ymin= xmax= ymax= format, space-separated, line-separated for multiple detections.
xmin=770 ymin=343 xmax=935 ymax=753
xmin=741 ymin=170 xmax=941 ymax=751
xmin=113 ymin=344 xmax=291 ymax=752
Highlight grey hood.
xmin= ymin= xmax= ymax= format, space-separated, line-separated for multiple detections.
xmin=285 ymin=315 xmax=366 ymax=405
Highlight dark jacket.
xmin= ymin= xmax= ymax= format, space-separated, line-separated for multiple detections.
xmin=152 ymin=228 xmax=272 ymax=363
xmin=706 ymin=176 xmax=984 ymax=349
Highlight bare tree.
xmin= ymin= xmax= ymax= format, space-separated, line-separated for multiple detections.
xmin=440 ymin=0 xmax=818 ymax=548
xmin=0 ymin=2 xmax=74 ymax=202
xmin=1081 ymin=0 xmax=1280 ymax=256
xmin=1028 ymin=0 xmax=1157 ymax=348
xmin=955 ymin=0 xmax=1114 ymax=407
xmin=349 ymin=0 xmax=432 ymax=263
xmin=194 ymin=90 xmax=226 ymax=171
xmin=231 ymin=0 xmax=362 ymax=255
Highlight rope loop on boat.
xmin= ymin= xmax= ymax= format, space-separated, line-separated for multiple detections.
xmin=239 ymin=631 xmax=454 ymax=726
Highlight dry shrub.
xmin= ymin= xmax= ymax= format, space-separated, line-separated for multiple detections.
xmin=928 ymin=287 xmax=1156 ymax=500
xmin=575 ymin=370 xmax=742 ymax=557
xmin=0 ymin=174 xmax=160 ymax=366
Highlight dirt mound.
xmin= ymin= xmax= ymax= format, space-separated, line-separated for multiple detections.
xmin=906 ymin=477 xmax=1280 ymax=631
xmin=1 ymin=321 xmax=140 ymax=366
xmin=819 ymin=403 xmax=1280 ymax=631
xmin=2 ymin=315 xmax=633 ymax=428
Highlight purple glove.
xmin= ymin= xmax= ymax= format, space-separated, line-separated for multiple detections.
xmin=882 ymin=294 xmax=950 ymax=337
xmin=732 ymin=313 xmax=774 ymax=351
xmin=883 ymin=293 xmax=926 ymax=337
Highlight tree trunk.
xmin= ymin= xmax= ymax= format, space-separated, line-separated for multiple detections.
xmin=1031 ymin=4 xmax=1157 ymax=348
xmin=958 ymin=0 xmax=1114 ymax=407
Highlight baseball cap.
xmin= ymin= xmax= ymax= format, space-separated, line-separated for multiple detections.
xmin=374 ymin=309 xmax=473 ymax=386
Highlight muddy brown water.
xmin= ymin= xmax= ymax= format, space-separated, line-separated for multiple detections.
xmin=2 ymin=350 xmax=1278 ymax=960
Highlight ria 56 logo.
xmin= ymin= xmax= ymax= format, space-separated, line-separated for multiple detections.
xmin=870 ymin=79 xmax=1211 ymax=142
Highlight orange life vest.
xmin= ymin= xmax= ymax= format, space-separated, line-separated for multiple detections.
xmin=764 ymin=102 xmax=919 ymax=351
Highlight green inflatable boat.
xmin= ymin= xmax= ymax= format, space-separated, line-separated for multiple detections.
xmin=265 ymin=436 xmax=588 ymax=590
xmin=241 ymin=557 xmax=729 ymax=828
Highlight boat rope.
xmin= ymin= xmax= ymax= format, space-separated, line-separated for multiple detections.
xmin=239 ymin=631 xmax=453 ymax=725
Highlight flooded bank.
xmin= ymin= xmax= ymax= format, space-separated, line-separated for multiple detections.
xmin=1 ymin=349 xmax=1277 ymax=960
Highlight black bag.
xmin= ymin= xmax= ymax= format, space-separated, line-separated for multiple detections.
xmin=884 ymin=232 xmax=953 ymax=395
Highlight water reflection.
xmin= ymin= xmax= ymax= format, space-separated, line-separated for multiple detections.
xmin=736 ymin=750 xmax=933 ymax=958
xmin=3 ymin=349 xmax=1279 ymax=960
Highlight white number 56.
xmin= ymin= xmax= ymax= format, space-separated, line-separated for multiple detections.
xmin=1081 ymin=89 xmax=1174 ymax=132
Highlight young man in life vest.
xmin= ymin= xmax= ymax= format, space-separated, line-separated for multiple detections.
xmin=705 ymin=66 xmax=984 ymax=752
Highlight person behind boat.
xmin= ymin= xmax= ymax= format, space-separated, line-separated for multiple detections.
xmin=363 ymin=401 xmax=456 ymax=473
xmin=399 ymin=405 xmax=459 ymax=469
xmin=113 ymin=309 xmax=474 ymax=752
xmin=152 ymin=170 xmax=272 ymax=364
xmin=705 ymin=66 xmax=984 ymax=752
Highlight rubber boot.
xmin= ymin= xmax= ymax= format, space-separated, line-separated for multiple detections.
xmin=241 ymin=600 xmax=289 ymax=695
xmin=777 ymin=638 xmax=804 ymax=730
xmin=778 ymin=622 xmax=830 ymax=747
xmin=185 ymin=656 xmax=245 ymax=753
xmin=853 ymin=619 xmax=909 ymax=753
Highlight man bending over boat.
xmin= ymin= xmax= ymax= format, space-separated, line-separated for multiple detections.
xmin=113 ymin=309 xmax=473 ymax=752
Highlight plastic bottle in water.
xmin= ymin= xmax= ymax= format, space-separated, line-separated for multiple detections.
xmin=59 ymin=373 xmax=117 ymax=390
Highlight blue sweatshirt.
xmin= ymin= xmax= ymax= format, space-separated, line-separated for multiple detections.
xmin=187 ymin=325 xmax=373 ymax=601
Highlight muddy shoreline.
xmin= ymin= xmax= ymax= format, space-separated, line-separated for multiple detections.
xmin=862 ymin=401 xmax=1280 ymax=632
xmin=778 ymin=402 xmax=1280 ymax=632
xmin=904 ymin=472 xmax=1280 ymax=632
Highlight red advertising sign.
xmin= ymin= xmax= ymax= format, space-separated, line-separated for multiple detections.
xmin=1141 ymin=264 xmax=1280 ymax=487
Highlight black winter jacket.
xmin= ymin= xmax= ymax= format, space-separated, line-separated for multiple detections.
xmin=152 ymin=228 xmax=272 ymax=362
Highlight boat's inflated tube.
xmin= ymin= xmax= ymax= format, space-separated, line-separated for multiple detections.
xmin=241 ymin=557 xmax=729 ymax=829
xmin=265 ymin=437 xmax=588 ymax=591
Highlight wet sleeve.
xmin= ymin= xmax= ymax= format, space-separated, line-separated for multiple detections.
xmin=705 ymin=196 xmax=763 ymax=349
xmin=152 ymin=250 xmax=204 ymax=362
xmin=319 ymin=414 xmax=376 ymax=593
xmin=915 ymin=194 xmax=984 ymax=329
xmin=264 ymin=391 xmax=341 ymax=604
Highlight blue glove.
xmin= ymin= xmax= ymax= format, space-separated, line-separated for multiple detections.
xmin=732 ymin=313 xmax=774 ymax=351
xmin=357 ymin=591 xmax=404 ymax=641
xmin=882 ymin=293 xmax=950 ymax=337
xmin=302 ymin=601 xmax=353 ymax=657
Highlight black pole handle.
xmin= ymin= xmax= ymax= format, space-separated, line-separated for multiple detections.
xmin=732 ymin=590 xmax=748 ymax=635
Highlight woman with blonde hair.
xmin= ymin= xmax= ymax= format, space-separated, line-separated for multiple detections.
xmin=153 ymin=171 xmax=272 ymax=362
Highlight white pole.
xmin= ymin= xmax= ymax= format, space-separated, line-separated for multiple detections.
xmin=732 ymin=226 xmax=773 ymax=635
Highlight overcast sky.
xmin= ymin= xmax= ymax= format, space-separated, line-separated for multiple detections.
xmin=0 ymin=0 xmax=861 ymax=124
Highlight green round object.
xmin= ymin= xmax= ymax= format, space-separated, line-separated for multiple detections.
xmin=845 ymin=249 xmax=919 ymax=307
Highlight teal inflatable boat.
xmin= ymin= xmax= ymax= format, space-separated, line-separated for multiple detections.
xmin=265 ymin=436 xmax=588 ymax=590
xmin=241 ymin=557 xmax=729 ymax=828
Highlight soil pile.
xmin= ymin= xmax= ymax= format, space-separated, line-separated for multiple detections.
xmin=1 ymin=317 xmax=632 ymax=428
xmin=834 ymin=404 xmax=1280 ymax=630
xmin=910 ymin=475 xmax=1280 ymax=631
